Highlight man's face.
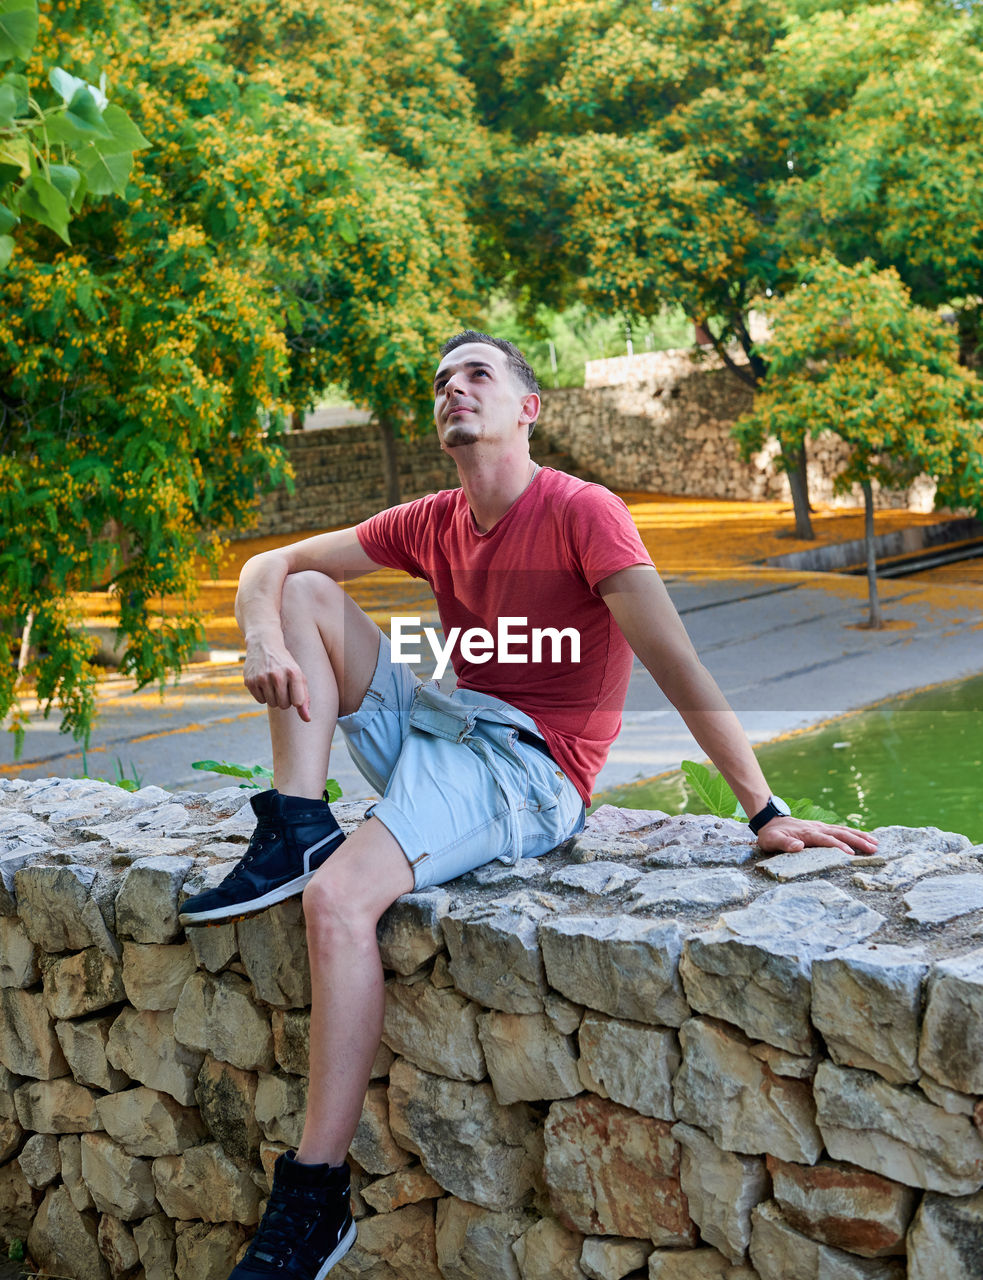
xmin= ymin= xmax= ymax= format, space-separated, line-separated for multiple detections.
xmin=433 ymin=342 xmax=538 ymax=452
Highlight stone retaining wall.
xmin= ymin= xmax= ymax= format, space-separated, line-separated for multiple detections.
xmin=2 ymin=778 xmax=982 ymax=1279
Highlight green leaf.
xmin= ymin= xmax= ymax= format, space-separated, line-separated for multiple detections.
xmin=15 ymin=173 xmax=70 ymax=242
xmin=76 ymin=145 xmax=131 ymax=197
xmin=0 ymin=0 xmax=38 ymax=63
xmin=99 ymin=103 xmax=150 ymax=154
xmin=789 ymin=798 xmax=848 ymax=825
xmin=324 ymin=778 xmax=342 ymax=802
xmin=0 ymin=77 xmax=18 ymax=125
xmin=680 ymin=759 xmax=740 ymax=819
xmin=65 ymin=86 xmax=112 ymax=139
xmin=191 ymin=759 xmax=272 ymax=786
xmin=48 ymin=163 xmax=81 ymax=205
xmin=0 ymin=201 xmax=16 ymax=233
xmin=0 ymin=232 xmax=13 ymax=268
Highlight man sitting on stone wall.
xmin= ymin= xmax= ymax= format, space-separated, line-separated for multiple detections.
xmin=178 ymin=330 xmax=877 ymax=1280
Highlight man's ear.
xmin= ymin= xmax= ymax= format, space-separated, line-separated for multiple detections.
xmin=518 ymin=392 xmax=540 ymax=428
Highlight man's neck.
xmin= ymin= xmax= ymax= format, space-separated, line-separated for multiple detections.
xmin=454 ymin=449 xmax=539 ymax=534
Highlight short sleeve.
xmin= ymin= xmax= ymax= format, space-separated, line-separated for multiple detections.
xmin=564 ymin=484 xmax=654 ymax=591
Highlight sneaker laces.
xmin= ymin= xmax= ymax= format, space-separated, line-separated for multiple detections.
xmin=245 ymin=1191 xmax=318 ymax=1267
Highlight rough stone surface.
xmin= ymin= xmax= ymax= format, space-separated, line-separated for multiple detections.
xmin=121 ymin=940 xmax=197 ymax=1011
xmin=388 ymin=1057 xmax=542 ymax=1211
xmin=749 ymin=1200 xmax=906 ymax=1280
xmin=767 ymin=1155 xmax=917 ymax=1257
xmin=361 ymin=1165 xmax=444 ymax=1214
xmin=42 ymin=945 xmax=125 ymax=1019
xmin=175 ymin=1219 xmax=248 ymax=1280
xmin=14 ymin=1077 xmax=100 ymax=1134
xmin=814 ymin=1061 xmax=983 ymax=1195
xmin=540 ymin=916 xmax=689 ymax=1026
xmin=80 ymin=1132 xmax=157 ymax=1220
xmin=14 ymin=863 xmax=116 ymax=954
xmin=350 ymin=1081 xmax=413 ymax=1176
xmin=580 ymin=1235 xmax=653 ymax=1279
xmin=106 ymin=1007 xmax=205 ymax=1105
xmin=254 ymin=1070 xmax=308 ymax=1148
xmin=173 ymin=970 xmax=275 ymax=1072
xmin=56 ymin=1013 xmax=131 ymax=1092
xmin=578 ymin=1012 xmax=679 ymax=1120
xmin=98 ymin=1084 xmax=207 ymax=1158
xmin=0 ymin=914 xmax=39 ymax=987
xmin=673 ymin=1121 xmax=769 ymax=1264
xmin=0 ymin=985 xmax=69 ymax=1078
xmin=434 ymin=1198 xmax=528 ymax=1280
xmin=906 ymin=1188 xmax=983 ymax=1280
xmin=98 ymin=1212 xmax=142 ymax=1278
xmin=443 ymin=896 xmax=552 ymax=1013
xmin=115 ymin=855 xmax=195 ymax=943
xmin=811 ymin=944 xmax=928 ymax=1084
xmin=477 ymin=1009 xmax=581 ymax=1104
xmin=544 ymin=1094 xmax=694 ymax=1245
xmin=195 ymin=1055 xmax=262 ymax=1161
xmin=673 ymin=1018 xmax=823 ymax=1164
xmin=18 ymin=1131 xmax=61 ymax=1188
xmin=27 ymin=1184 xmax=110 ymax=1280
xmin=334 ymin=1202 xmax=442 ymax=1279
xmin=918 ymin=949 xmax=983 ymax=1094
xmin=513 ymin=1217 xmax=588 ymax=1280
xmin=646 ymin=1248 xmax=733 ymax=1279
xmin=0 ymin=1159 xmax=37 ymax=1237
xmin=153 ymin=1142 xmax=264 ymax=1224
xmin=237 ymin=897 xmax=311 ymax=1008
xmin=681 ymin=883 xmax=885 ymax=1054
xmin=133 ymin=1211 xmax=177 ymax=1280
xmin=383 ymin=975 xmax=485 ymax=1082
xmin=628 ymin=868 xmax=752 ymax=913
xmin=903 ymin=873 xmax=983 ymax=923
xmin=378 ymin=891 xmax=453 ymax=976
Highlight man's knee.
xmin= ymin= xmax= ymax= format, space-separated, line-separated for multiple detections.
xmin=302 ymin=824 xmax=413 ymax=951
xmin=280 ymin=569 xmax=343 ymax=622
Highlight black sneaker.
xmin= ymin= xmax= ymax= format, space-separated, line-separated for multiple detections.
xmin=179 ymin=790 xmax=345 ymax=926
xmin=229 ymin=1152 xmax=356 ymax=1279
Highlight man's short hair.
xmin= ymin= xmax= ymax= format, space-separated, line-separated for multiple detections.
xmin=440 ymin=331 xmax=541 ymax=434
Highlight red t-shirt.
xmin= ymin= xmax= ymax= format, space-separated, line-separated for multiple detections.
xmin=355 ymin=467 xmax=654 ymax=803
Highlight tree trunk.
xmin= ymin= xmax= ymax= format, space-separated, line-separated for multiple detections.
xmin=782 ymin=440 xmax=815 ymax=540
xmin=862 ymin=479 xmax=883 ymax=629
xmin=378 ymin=418 xmax=401 ymax=509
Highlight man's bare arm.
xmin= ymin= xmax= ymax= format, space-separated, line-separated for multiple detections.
xmin=598 ymin=565 xmax=878 ymax=855
xmin=236 ymin=527 xmax=383 ymax=722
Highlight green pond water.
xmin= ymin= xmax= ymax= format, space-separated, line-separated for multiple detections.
xmin=594 ymin=674 xmax=983 ymax=843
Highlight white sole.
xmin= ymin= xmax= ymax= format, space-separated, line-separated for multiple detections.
xmin=316 ymin=1221 xmax=357 ymax=1278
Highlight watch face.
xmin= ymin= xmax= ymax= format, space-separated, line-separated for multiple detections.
xmin=772 ymin=795 xmax=792 ymax=817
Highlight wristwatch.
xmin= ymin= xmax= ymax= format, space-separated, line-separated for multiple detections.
xmin=748 ymin=794 xmax=792 ymax=835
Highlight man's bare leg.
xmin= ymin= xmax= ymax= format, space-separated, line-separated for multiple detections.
xmin=297 ymin=824 xmax=413 ymax=1165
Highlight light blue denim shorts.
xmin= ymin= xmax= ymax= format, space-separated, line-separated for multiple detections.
xmin=337 ymin=632 xmax=586 ymax=890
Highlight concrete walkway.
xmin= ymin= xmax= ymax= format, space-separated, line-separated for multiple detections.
xmin=3 ymin=497 xmax=981 ymax=801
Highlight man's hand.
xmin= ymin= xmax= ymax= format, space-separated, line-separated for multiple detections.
xmin=243 ymin=638 xmax=311 ymax=722
xmin=754 ymin=816 xmax=879 ymax=856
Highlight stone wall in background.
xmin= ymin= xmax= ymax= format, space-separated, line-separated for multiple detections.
xmin=253 ymin=349 xmax=934 ymax=538
xmin=2 ymin=777 xmax=982 ymax=1280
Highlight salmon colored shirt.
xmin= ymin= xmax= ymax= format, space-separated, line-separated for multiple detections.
xmin=355 ymin=467 xmax=654 ymax=804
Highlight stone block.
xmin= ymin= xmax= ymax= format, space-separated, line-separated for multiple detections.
xmin=767 ymin=1155 xmax=917 ymax=1256
xmin=378 ymin=890 xmax=453 ymax=975
xmin=478 ymin=1009 xmax=581 ymax=1104
xmin=80 ymin=1132 xmax=157 ymax=1220
xmin=133 ymin=1212 xmax=177 ymax=1280
xmin=60 ymin=1132 xmax=96 ymax=1210
xmin=434 ymin=1197 xmax=529 ymax=1280
xmin=272 ymin=1008 xmax=311 ymax=1076
xmin=388 ymin=1057 xmax=541 ymax=1211
xmin=185 ymin=919 xmax=238 ymax=972
xmin=443 ymin=896 xmax=552 ymax=1013
xmin=810 ymin=944 xmax=927 ymax=1084
xmin=0 ymin=1159 xmax=36 ymax=1238
xmin=918 ymin=949 xmax=983 ymax=1094
xmin=350 ymin=1080 xmax=413 ymax=1176
xmin=578 ymin=1012 xmax=679 ymax=1120
xmin=98 ymin=1085 xmax=207 ymax=1157
xmin=0 ymin=914 xmax=39 ymax=987
xmin=42 ymin=946 xmax=125 ymax=1019
xmin=549 ymin=860 xmax=643 ymax=895
xmin=903 ymin=872 xmax=983 ymax=923
xmin=628 ymin=868 xmax=752 ymax=913
xmin=0 ymin=985 xmax=69 ymax=1078
xmin=672 ymin=1122 xmax=768 ymax=1264
xmin=14 ymin=1077 xmax=100 ymax=1133
xmin=907 ymin=1188 xmax=983 ymax=1280
xmin=196 ymin=1055 xmax=262 ymax=1161
xmin=106 ymin=1007 xmax=205 ymax=1105
xmin=173 ymin=970 xmax=274 ymax=1072
xmin=360 ymin=1165 xmax=443 ymax=1214
xmin=97 ymin=1213 xmax=142 ymax=1279
xmin=513 ymin=1217 xmax=588 ymax=1279
xmin=152 ymin=1141 xmax=264 ymax=1224
xmin=814 ymin=1061 xmax=983 ymax=1194
xmin=18 ymin=1131 xmax=60 ymax=1188
xmin=14 ymin=863 xmax=117 ymax=954
xmin=255 ymin=1071 xmax=308 ymax=1148
xmin=749 ymin=1201 xmax=905 ymax=1280
xmin=544 ymin=1094 xmax=694 ymax=1246
xmin=383 ymin=976 xmax=485 ymax=1081
xmin=27 ymin=1184 xmax=110 ymax=1280
xmin=175 ymin=1220 xmax=248 ymax=1280
xmin=115 ymin=854 xmax=194 ymax=942
xmin=647 ymin=1249 xmax=732 ymax=1279
xmin=121 ymin=940 xmax=197 ymax=1011
xmin=759 ymin=848 xmax=856 ymax=880
xmin=540 ymin=916 xmax=689 ymax=1026
xmin=581 ymin=1235 xmax=653 ymax=1279
xmin=680 ymin=882 xmax=884 ymax=1055
xmin=334 ymin=1201 xmax=442 ymax=1279
xmin=919 ymin=1073 xmax=976 ymax=1115
xmin=673 ymin=1017 xmax=823 ymax=1164
xmin=237 ymin=897 xmax=311 ymax=1008
xmin=56 ymin=1012 xmax=131 ymax=1092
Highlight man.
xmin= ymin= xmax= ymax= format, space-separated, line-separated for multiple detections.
xmin=179 ymin=331 xmax=877 ymax=1280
